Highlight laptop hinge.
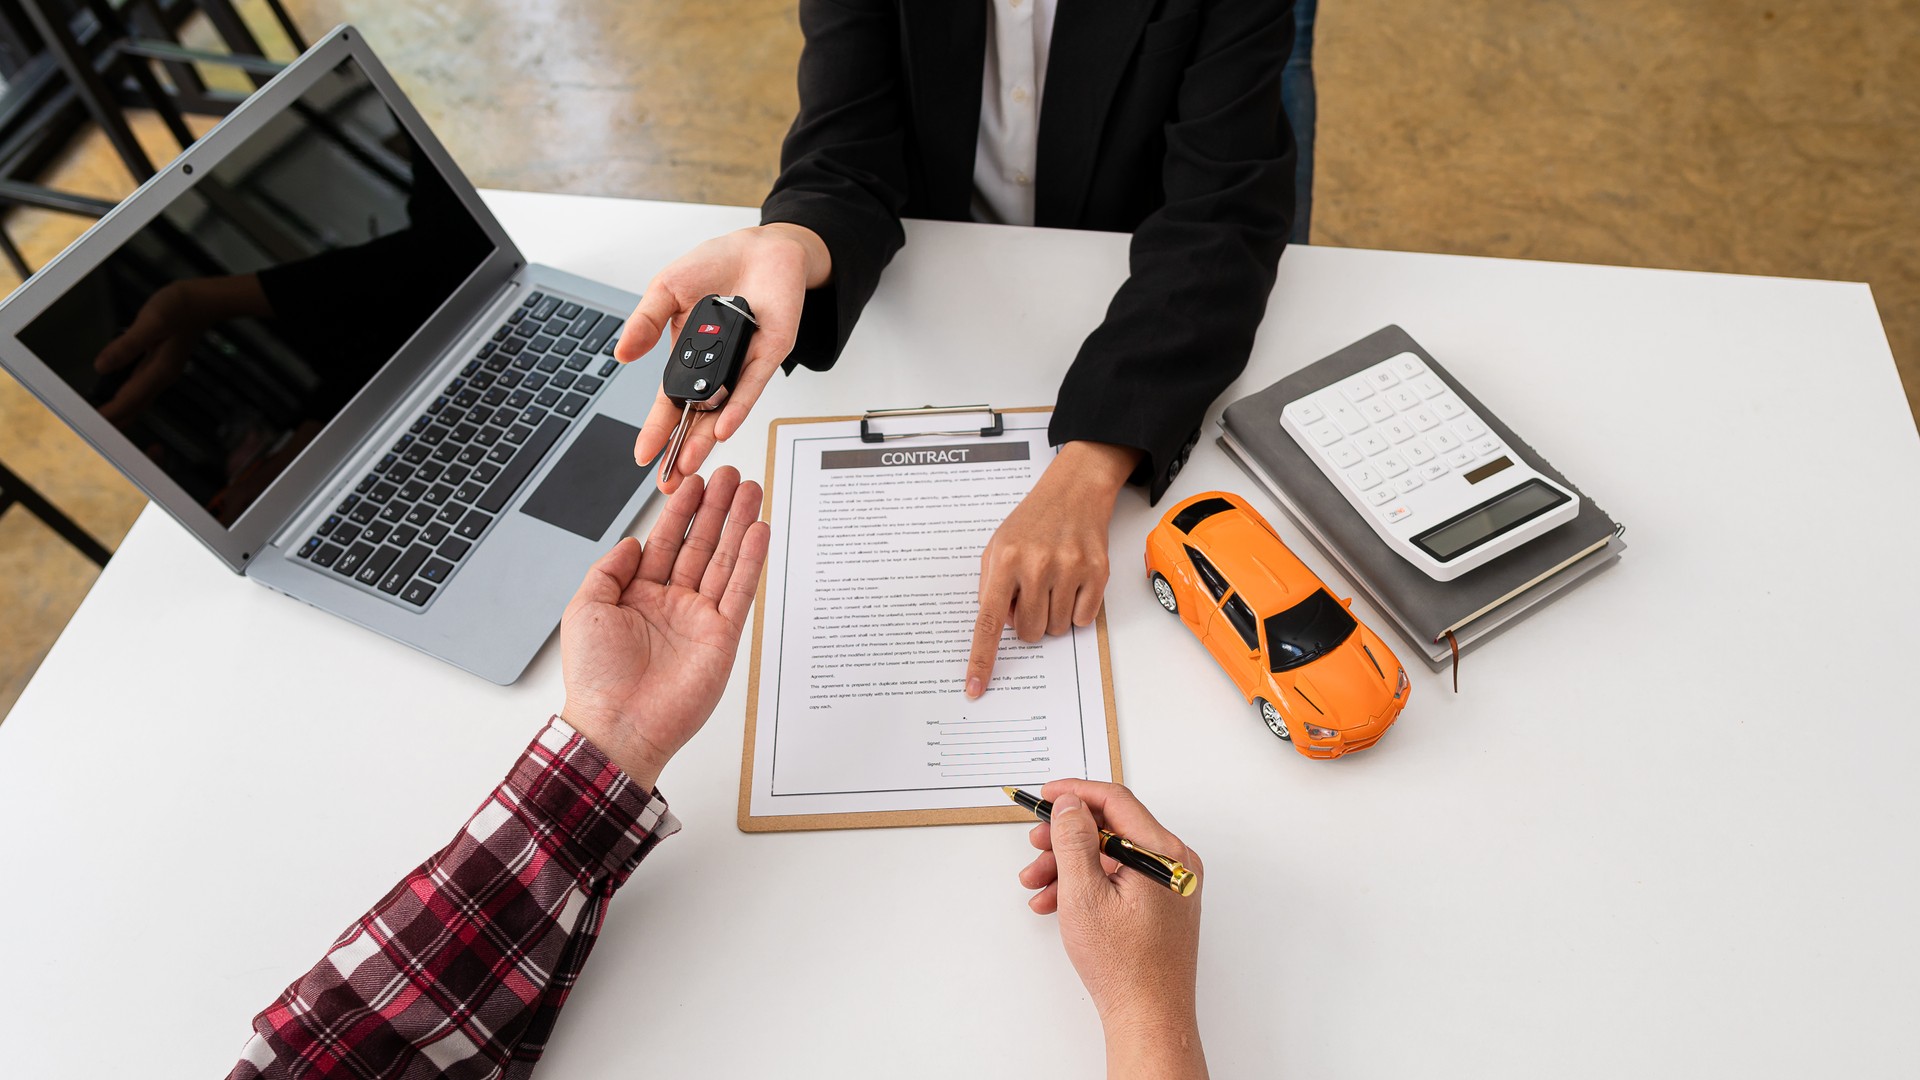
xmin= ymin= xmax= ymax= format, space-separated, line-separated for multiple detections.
xmin=262 ymin=272 xmax=531 ymax=556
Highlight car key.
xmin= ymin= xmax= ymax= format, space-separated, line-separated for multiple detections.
xmin=659 ymin=294 xmax=757 ymax=482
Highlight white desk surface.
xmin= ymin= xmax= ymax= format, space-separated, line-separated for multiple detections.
xmin=3 ymin=190 xmax=1916 ymax=1078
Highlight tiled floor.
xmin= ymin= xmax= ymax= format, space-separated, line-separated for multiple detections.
xmin=2 ymin=1 xmax=1915 ymax=718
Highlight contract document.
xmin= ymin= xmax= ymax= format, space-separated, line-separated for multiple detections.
xmin=739 ymin=410 xmax=1120 ymax=831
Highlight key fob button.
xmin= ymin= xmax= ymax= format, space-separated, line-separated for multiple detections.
xmin=663 ymin=294 xmax=752 ymax=407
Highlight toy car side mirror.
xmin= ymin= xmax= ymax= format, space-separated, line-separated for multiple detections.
xmin=1342 ymin=596 xmax=1353 ymax=608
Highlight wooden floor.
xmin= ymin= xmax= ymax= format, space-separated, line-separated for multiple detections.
xmin=2 ymin=0 xmax=1915 ymax=717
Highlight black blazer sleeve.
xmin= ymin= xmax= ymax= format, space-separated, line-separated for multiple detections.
xmin=759 ymin=0 xmax=912 ymax=374
xmin=1048 ymin=1 xmax=1297 ymax=503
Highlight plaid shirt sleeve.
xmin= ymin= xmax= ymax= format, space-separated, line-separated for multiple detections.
xmin=228 ymin=716 xmax=680 ymax=1080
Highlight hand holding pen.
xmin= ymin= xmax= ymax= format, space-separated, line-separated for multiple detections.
xmin=1006 ymin=786 xmax=1198 ymax=896
xmin=1015 ymin=779 xmax=1210 ymax=1079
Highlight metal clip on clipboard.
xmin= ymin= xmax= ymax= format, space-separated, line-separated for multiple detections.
xmin=859 ymin=404 xmax=1006 ymax=443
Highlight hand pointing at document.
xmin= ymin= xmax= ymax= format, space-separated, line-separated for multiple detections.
xmin=965 ymin=440 xmax=1143 ymax=699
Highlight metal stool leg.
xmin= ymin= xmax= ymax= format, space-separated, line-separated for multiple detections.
xmin=83 ymin=0 xmax=196 ymax=152
xmin=0 ymin=461 xmax=112 ymax=567
xmin=257 ymin=0 xmax=306 ymax=53
xmin=15 ymin=0 xmax=154 ymax=181
xmin=187 ymin=0 xmax=271 ymax=87
xmin=0 ymin=227 xmax=29 ymax=279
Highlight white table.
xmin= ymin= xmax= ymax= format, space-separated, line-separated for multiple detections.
xmin=3 ymin=191 xmax=1916 ymax=1078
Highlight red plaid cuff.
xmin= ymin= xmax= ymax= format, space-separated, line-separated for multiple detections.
xmin=228 ymin=717 xmax=679 ymax=1079
xmin=513 ymin=716 xmax=681 ymax=884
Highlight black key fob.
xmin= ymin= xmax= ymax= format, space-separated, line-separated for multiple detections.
xmin=662 ymin=294 xmax=756 ymax=411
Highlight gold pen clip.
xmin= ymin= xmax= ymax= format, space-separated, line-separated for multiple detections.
xmin=1105 ymin=832 xmax=1200 ymax=897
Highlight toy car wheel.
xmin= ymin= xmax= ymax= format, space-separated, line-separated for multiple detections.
xmin=1257 ymin=698 xmax=1292 ymax=742
xmin=1150 ymin=572 xmax=1178 ymax=615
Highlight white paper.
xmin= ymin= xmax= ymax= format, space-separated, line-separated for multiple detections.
xmin=747 ymin=414 xmax=1116 ymax=820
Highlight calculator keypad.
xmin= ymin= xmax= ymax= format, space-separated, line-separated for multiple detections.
xmin=1282 ymin=352 xmax=1511 ymax=526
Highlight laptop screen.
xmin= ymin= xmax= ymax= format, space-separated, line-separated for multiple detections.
xmin=17 ymin=56 xmax=495 ymax=526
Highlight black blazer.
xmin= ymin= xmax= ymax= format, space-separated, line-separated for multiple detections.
xmin=762 ymin=0 xmax=1297 ymax=502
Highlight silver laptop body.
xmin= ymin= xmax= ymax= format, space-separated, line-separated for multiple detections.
xmin=0 ymin=26 xmax=665 ymax=684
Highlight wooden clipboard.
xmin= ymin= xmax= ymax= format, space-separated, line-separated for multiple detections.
xmin=738 ymin=406 xmax=1122 ymax=832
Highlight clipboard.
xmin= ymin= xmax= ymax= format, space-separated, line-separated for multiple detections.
xmin=738 ymin=404 xmax=1123 ymax=832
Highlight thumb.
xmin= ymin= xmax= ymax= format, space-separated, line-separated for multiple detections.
xmin=1049 ymin=793 xmax=1110 ymax=904
xmin=615 ymin=281 xmax=681 ymax=363
xmin=568 ymin=537 xmax=642 ymax=614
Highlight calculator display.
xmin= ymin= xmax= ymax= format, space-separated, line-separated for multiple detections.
xmin=1412 ymin=479 xmax=1570 ymax=562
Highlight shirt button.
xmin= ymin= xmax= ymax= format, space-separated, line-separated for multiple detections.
xmin=1013 ymin=172 xmax=1030 ymax=186
xmin=1011 ymin=86 xmax=1029 ymax=104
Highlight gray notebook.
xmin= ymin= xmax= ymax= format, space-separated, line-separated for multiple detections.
xmin=1219 ymin=325 xmax=1625 ymax=670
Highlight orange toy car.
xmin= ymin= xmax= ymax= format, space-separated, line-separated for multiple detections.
xmin=1144 ymin=491 xmax=1410 ymax=758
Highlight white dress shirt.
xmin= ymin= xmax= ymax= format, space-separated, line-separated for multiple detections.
xmin=972 ymin=0 xmax=1058 ymax=226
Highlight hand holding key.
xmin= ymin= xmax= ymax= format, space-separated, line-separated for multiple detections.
xmin=659 ymin=295 xmax=757 ymax=480
xmin=617 ymin=224 xmax=831 ymax=491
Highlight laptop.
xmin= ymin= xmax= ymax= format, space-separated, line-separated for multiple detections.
xmin=0 ymin=26 xmax=665 ymax=684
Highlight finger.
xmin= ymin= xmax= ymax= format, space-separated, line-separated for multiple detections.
xmin=1019 ymin=849 xmax=1057 ymax=890
xmin=637 ymin=472 xmax=705 ymax=584
xmin=97 ymin=342 xmax=179 ymax=427
xmin=711 ymin=354 xmax=781 ymax=443
xmin=96 ymin=384 xmax=138 ymax=428
xmin=1046 ymin=792 xmax=1112 ymax=906
xmin=633 ymin=391 xmax=685 ymax=468
xmin=717 ymin=520 xmax=771 ymax=629
xmin=566 ymin=537 xmax=642 ymax=617
xmin=615 ymin=279 xmax=684 ymax=363
xmin=1046 ymin=583 xmax=1076 ymax=637
xmin=1072 ymin=581 xmax=1103 ymax=628
xmin=699 ymin=477 xmax=764 ymax=603
xmin=1039 ymin=779 xmax=1186 ymax=858
xmin=966 ymin=562 xmax=1015 ymax=698
xmin=711 ymin=275 xmax=799 ymax=442
xmin=1011 ymin=577 xmax=1047 ymax=643
xmin=1028 ymin=881 xmax=1059 ymax=915
xmin=93 ymin=326 xmax=154 ymax=374
xmin=1029 ymin=810 xmax=1121 ymax=876
xmin=668 ymin=465 xmax=740 ymax=591
xmin=1029 ymin=821 xmax=1051 ymax=851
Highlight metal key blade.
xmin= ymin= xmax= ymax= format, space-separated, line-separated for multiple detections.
xmin=660 ymin=399 xmax=695 ymax=483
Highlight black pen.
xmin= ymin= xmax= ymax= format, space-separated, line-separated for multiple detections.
xmin=1004 ymin=786 xmax=1198 ymax=897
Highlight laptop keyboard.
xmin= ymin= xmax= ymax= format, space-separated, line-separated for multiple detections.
xmin=293 ymin=291 xmax=627 ymax=609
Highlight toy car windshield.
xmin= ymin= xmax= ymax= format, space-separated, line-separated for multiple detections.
xmin=1263 ymin=589 xmax=1358 ymax=673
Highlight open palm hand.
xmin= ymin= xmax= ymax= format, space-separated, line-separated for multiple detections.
xmin=561 ymin=466 xmax=769 ymax=790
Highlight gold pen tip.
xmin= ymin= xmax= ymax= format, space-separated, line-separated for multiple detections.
xmin=1002 ymin=786 xmax=1020 ymax=799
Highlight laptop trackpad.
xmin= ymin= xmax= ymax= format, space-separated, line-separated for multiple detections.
xmin=518 ymin=414 xmax=649 ymax=540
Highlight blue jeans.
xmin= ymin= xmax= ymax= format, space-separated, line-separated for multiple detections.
xmin=1281 ymin=0 xmax=1317 ymax=244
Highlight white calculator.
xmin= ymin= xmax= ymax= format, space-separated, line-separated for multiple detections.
xmin=1279 ymin=351 xmax=1579 ymax=581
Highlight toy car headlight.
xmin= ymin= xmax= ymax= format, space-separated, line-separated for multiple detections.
xmin=1303 ymin=723 xmax=1338 ymax=740
xmin=1394 ymin=667 xmax=1409 ymax=698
